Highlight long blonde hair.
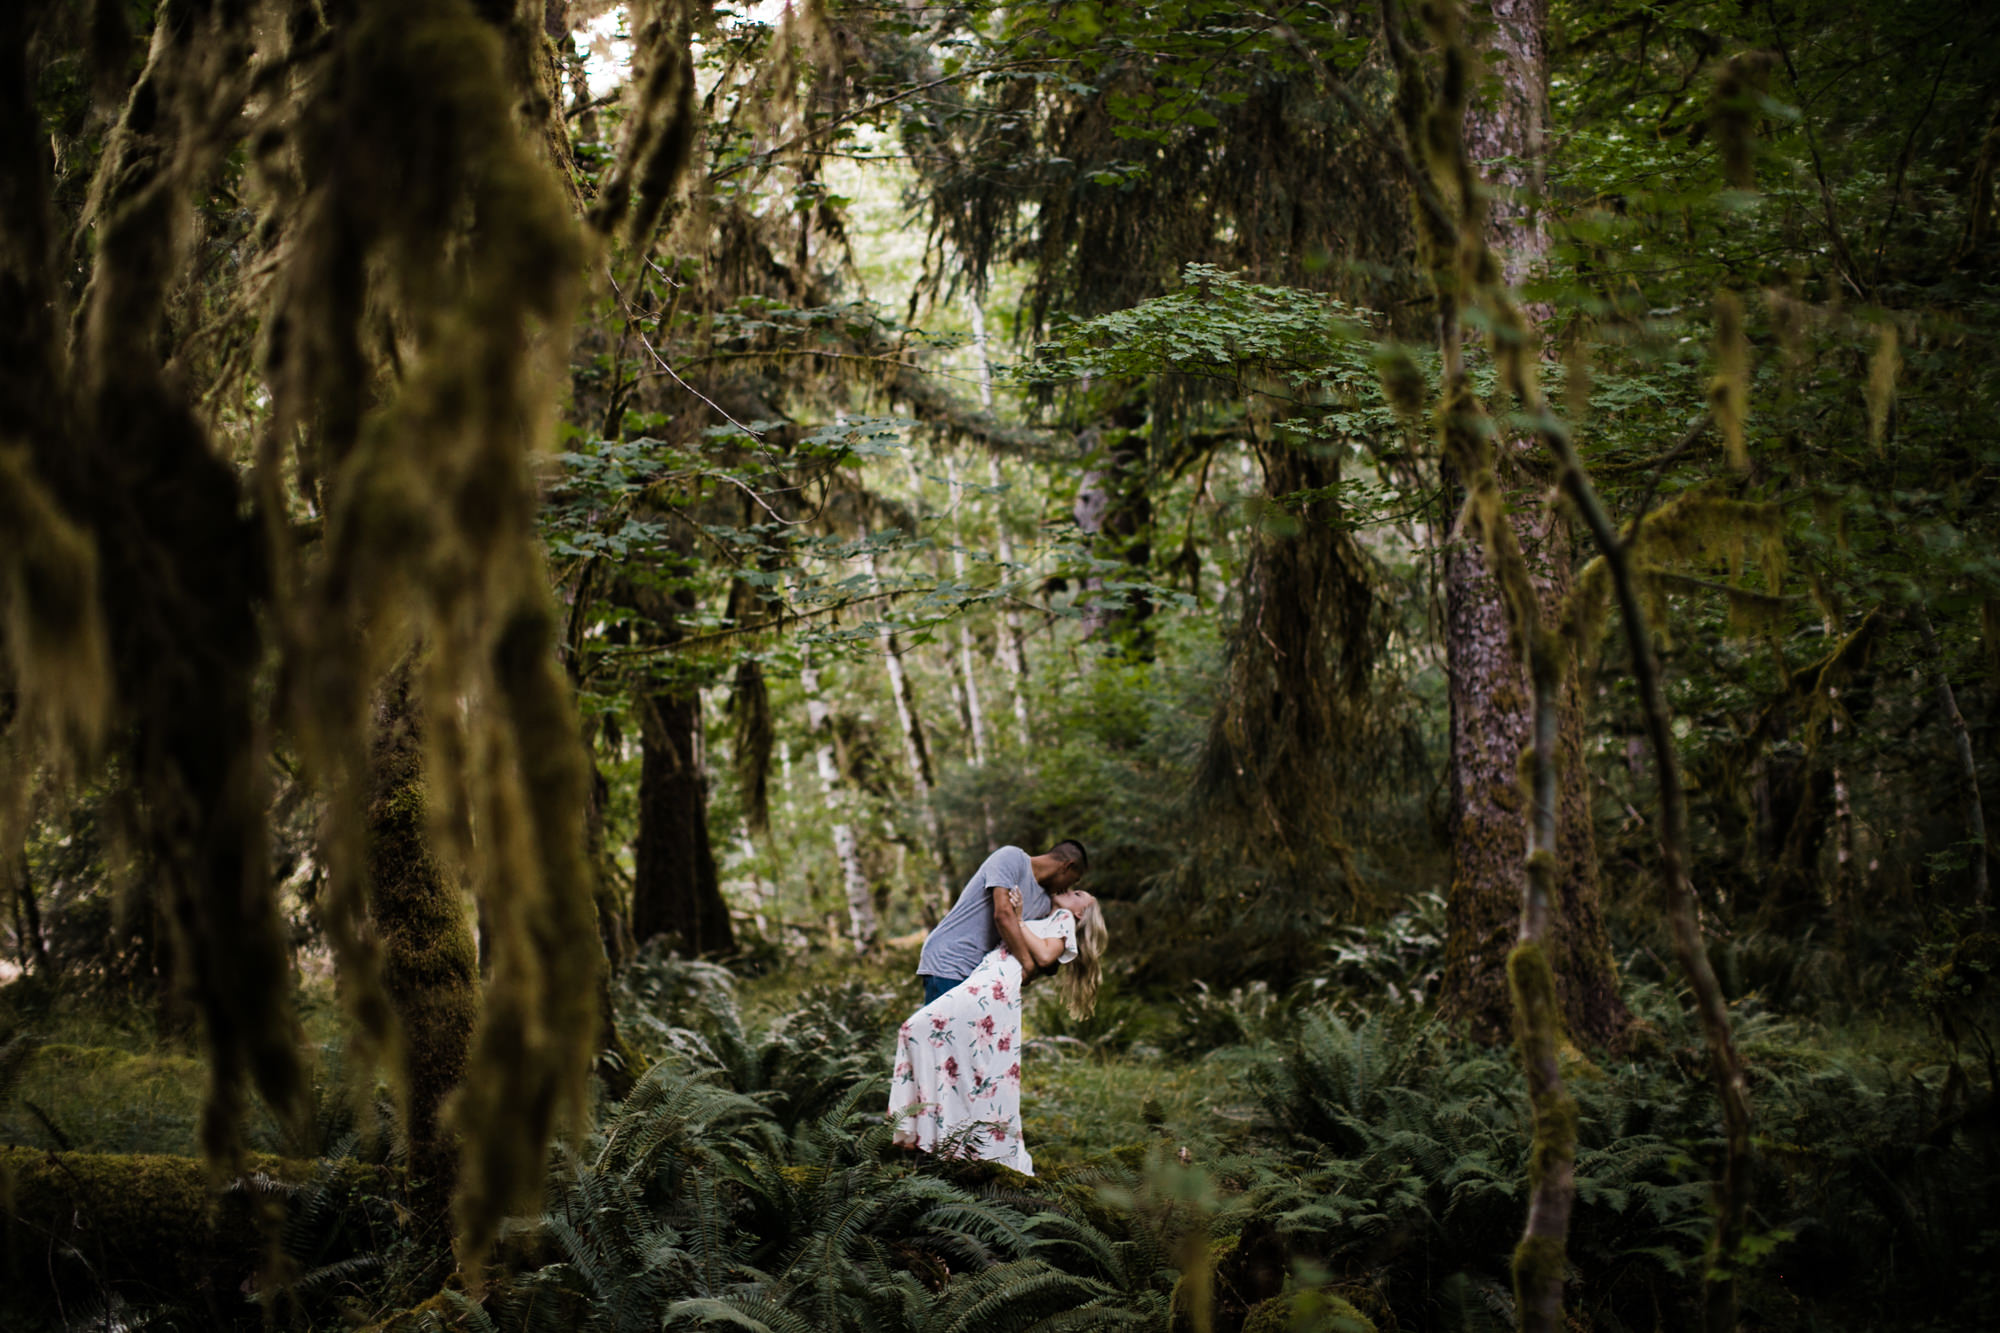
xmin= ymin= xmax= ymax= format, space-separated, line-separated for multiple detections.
xmin=1057 ymin=898 xmax=1108 ymax=1020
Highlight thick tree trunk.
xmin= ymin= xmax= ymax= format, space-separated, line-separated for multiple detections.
xmin=1073 ymin=419 xmax=1155 ymax=656
xmin=1436 ymin=0 xmax=1631 ymax=1051
xmin=1440 ymin=523 xmax=1629 ymax=1045
xmin=365 ymin=670 xmax=478 ymax=1196
xmin=803 ymin=654 xmax=877 ymax=951
xmin=631 ymin=690 xmax=733 ymax=956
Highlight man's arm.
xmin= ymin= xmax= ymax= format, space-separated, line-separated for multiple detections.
xmin=991 ymin=885 xmax=1041 ymax=970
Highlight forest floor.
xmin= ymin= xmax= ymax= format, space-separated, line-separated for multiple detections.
xmin=7 ymin=944 xmax=1994 ymax=1333
xmin=0 ymin=945 xmax=1948 ymax=1166
xmin=1 ymin=950 xmax=1250 ymax=1165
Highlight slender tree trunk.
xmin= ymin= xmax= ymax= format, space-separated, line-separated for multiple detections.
xmin=735 ymin=822 xmax=771 ymax=935
xmin=946 ymin=454 xmax=998 ymax=841
xmin=1435 ymin=0 xmax=1631 ymax=1051
xmin=963 ymin=288 xmax=1035 ymax=748
xmin=631 ymin=689 xmax=733 ymax=955
xmin=802 ymin=655 xmax=876 ymax=951
xmin=1919 ymin=608 xmax=1992 ymax=911
xmin=582 ymin=749 xmax=636 ymax=969
xmin=1391 ymin=0 xmax=1755 ymax=1299
xmin=864 ymin=543 xmax=957 ymax=918
xmin=988 ymin=453 xmax=1034 ymax=749
xmin=968 ymin=287 xmax=997 ymax=412
xmin=946 ymin=455 xmax=991 ymax=768
xmin=365 ymin=668 xmax=479 ymax=1201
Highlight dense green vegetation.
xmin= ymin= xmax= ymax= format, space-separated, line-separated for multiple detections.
xmin=4 ymin=0 xmax=1999 ymax=1330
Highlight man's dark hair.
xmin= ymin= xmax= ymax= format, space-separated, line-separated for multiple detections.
xmin=1050 ymin=838 xmax=1089 ymax=869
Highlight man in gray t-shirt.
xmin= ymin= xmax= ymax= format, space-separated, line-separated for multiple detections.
xmin=916 ymin=841 xmax=1089 ymax=1004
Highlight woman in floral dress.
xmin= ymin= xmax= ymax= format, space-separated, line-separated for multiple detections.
xmin=888 ymin=891 xmax=1107 ymax=1175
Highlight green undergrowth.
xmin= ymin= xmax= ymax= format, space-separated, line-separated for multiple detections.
xmin=0 ymin=976 xmax=372 ymax=1159
xmin=4 ymin=947 xmax=1995 ymax=1331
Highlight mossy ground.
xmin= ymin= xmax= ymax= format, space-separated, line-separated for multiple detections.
xmin=0 ymin=977 xmax=357 ymax=1157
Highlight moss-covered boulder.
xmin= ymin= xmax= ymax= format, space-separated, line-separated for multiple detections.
xmin=1241 ymin=1290 xmax=1378 ymax=1333
xmin=1 ymin=1147 xmax=390 ymax=1327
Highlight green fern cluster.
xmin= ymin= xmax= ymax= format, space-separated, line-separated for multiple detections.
xmin=473 ymin=1060 xmax=1170 ymax=1333
xmin=626 ymin=964 xmax=904 ymax=1139
xmin=1242 ymin=1005 xmax=2000 ymax=1329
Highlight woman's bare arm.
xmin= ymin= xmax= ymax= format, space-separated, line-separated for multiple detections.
xmin=1018 ymin=927 xmax=1067 ymax=977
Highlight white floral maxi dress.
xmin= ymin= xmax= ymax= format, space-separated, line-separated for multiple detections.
xmin=888 ymin=909 xmax=1077 ymax=1175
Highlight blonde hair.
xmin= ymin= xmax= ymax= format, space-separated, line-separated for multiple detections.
xmin=1057 ymin=898 xmax=1108 ymax=1020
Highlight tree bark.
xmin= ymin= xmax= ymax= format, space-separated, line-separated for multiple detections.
xmin=632 ymin=689 xmax=733 ymax=956
xmin=1435 ymin=0 xmax=1632 ymax=1052
xmin=945 ymin=456 xmax=991 ymax=768
xmin=365 ymin=668 xmax=478 ymax=1199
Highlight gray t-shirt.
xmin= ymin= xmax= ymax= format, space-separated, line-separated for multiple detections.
xmin=916 ymin=846 xmax=1050 ymax=982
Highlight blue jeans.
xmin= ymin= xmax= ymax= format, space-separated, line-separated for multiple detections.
xmin=920 ymin=974 xmax=960 ymax=1005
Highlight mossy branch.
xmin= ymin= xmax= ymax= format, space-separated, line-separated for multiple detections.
xmin=1378 ymin=2 xmax=1578 ymax=1326
xmin=1528 ymin=389 xmax=1756 ymax=1333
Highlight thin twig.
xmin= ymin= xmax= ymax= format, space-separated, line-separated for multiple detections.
xmin=606 ymin=269 xmax=768 ymax=441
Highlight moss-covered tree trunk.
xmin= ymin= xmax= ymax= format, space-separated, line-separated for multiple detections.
xmin=366 ymin=669 xmax=479 ymax=1200
xmin=1173 ymin=431 xmax=1379 ymax=978
xmin=1 ymin=1147 xmax=385 ymax=1327
xmin=1436 ymin=0 xmax=1632 ymax=1051
xmin=580 ymin=729 xmax=641 ymax=1098
xmin=632 ymin=689 xmax=734 ymax=955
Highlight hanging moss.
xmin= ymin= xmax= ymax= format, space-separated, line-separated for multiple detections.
xmin=588 ymin=0 xmax=697 ymax=245
xmin=1711 ymin=291 xmax=1751 ymax=471
xmin=39 ymin=0 xmax=309 ymax=1166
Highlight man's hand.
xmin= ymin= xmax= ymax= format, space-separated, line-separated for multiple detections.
xmin=991 ymin=884 xmax=1038 ymax=972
